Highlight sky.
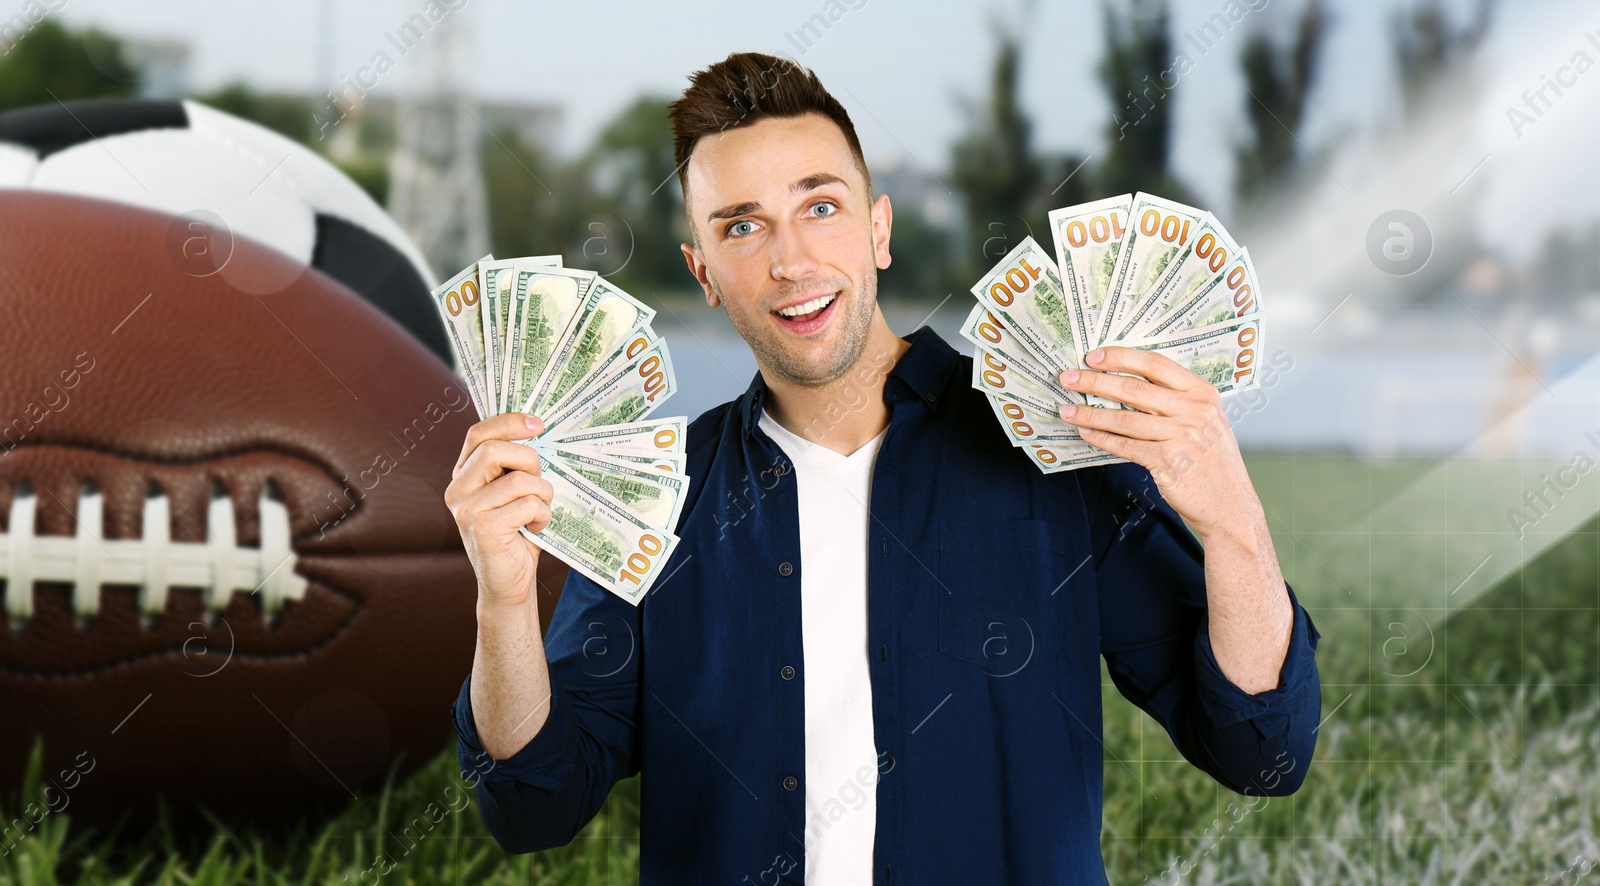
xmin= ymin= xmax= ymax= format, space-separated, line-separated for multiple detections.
xmin=36 ymin=0 xmax=1600 ymax=256
xmin=39 ymin=3 xmax=1452 ymax=171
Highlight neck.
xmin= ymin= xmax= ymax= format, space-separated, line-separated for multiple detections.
xmin=760 ymin=310 xmax=910 ymax=456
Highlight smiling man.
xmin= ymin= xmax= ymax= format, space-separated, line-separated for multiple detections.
xmin=445 ymin=52 xmax=1321 ymax=885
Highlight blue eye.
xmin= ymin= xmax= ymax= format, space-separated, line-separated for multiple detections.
xmin=810 ymin=202 xmax=836 ymax=217
xmin=729 ymin=220 xmax=755 ymax=236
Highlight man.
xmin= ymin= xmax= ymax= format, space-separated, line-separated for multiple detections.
xmin=445 ymin=52 xmax=1320 ymax=885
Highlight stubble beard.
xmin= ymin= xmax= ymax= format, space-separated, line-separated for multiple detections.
xmin=712 ymin=266 xmax=879 ymax=389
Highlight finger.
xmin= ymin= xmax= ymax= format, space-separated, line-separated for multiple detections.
xmin=454 ymin=413 xmax=545 ymax=478
xmin=452 ymin=469 xmax=554 ymax=520
xmin=1076 ymin=425 xmax=1158 ymax=467
xmin=1084 ymin=347 xmax=1207 ymax=394
xmin=1059 ymin=402 xmax=1176 ymax=442
xmin=447 ymin=441 xmax=544 ymax=505
xmin=1059 ymin=367 xmax=1185 ymax=415
xmin=481 ymin=490 xmax=555 ymax=536
xmin=451 ymin=473 xmax=556 ymax=534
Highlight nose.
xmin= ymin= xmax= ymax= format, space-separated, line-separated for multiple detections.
xmin=768 ymin=218 xmax=820 ymax=282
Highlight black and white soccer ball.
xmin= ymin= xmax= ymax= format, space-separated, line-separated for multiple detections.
xmin=0 ymin=98 xmax=449 ymax=362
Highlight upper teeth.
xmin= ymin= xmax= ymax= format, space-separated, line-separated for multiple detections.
xmin=778 ymin=294 xmax=836 ymax=317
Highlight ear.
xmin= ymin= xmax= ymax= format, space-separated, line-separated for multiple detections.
xmin=870 ymin=193 xmax=893 ymax=270
xmin=680 ymin=241 xmax=719 ymax=308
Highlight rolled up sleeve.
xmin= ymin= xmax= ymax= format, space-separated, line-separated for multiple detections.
xmin=1089 ymin=463 xmax=1323 ymax=797
xmin=449 ymin=570 xmax=643 ymax=854
xmin=1189 ymin=582 xmax=1322 ymax=794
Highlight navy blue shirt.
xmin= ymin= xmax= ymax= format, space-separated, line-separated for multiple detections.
xmin=452 ymin=326 xmax=1321 ymax=885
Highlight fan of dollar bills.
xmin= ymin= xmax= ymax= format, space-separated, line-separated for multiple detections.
xmin=963 ymin=192 xmax=1266 ymax=474
xmin=430 ymin=255 xmax=688 ymax=605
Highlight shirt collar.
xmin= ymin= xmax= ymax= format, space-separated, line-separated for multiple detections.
xmin=737 ymin=325 xmax=963 ymax=437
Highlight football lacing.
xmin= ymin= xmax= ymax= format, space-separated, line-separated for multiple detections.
xmin=0 ymin=481 xmax=306 ymax=624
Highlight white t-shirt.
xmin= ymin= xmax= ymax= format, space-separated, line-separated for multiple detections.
xmin=758 ymin=408 xmax=885 ymax=886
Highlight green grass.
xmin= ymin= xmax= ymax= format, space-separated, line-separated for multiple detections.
xmin=4 ymin=452 xmax=1598 ymax=884
xmin=2 ymin=743 xmax=643 ymax=885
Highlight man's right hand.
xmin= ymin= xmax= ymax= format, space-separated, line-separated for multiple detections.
xmin=446 ymin=413 xmax=555 ymax=609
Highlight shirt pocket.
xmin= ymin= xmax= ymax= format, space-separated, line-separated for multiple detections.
xmin=936 ymin=518 xmax=1076 ymax=673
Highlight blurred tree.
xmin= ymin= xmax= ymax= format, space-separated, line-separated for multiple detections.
xmin=948 ymin=18 xmax=1092 ymax=290
xmin=951 ymin=26 xmax=1041 ymax=257
xmin=0 ymin=21 xmax=134 ymax=113
xmin=876 ymin=195 xmax=957 ymax=302
xmin=1393 ymin=0 xmax=1495 ymax=116
xmin=1387 ymin=0 xmax=1498 ymax=307
xmin=1233 ymin=0 xmax=1328 ymax=222
xmin=1096 ymin=0 xmax=1190 ymax=201
xmin=949 ymin=22 xmax=1086 ymax=285
xmin=581 ymin=96 xmax=690 ymax=293
xmin=1041 ymin=154 xmax=1092 ymax=212
xmin=481 ymin=123 xmax=589 ymax=267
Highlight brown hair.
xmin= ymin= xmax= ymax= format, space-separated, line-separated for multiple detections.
xmin=668 ymin=52 xmax=872 ymax=209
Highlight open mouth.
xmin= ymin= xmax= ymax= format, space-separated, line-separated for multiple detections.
xmin=771 ymin=291 xmax=839 ymax=334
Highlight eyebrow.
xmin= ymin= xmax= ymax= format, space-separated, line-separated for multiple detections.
xmin=705 ymin=172 xmax=852 ymax=225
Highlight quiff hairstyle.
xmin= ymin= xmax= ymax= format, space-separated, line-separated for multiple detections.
xmin=668 ymin=52 xmax=873 ymax=230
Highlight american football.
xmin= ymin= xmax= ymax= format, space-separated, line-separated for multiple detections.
xmin=0 ymin=190 xmax=478 ymax=828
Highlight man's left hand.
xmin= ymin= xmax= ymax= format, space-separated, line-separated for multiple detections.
xmin=1058 ymin=346 xmax=1260 ymax=541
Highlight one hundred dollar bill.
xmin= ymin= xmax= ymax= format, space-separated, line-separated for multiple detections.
xmin=973 ymin=348 xmax=1072 ymax=415
xmin=430 ymin=256 xmax=494 ymax=418
xmin=964 ymin=192 xmax=1266 ymax=474
xmin=960 ymin=305 xmax=1078 ymax=403
xmin=542 ymin=334 xmax=677 ymax=434
xmin=535 ymin=444 xmax=687 ymax=533
xmin=1049 ymin=194 xmax=1131 ymax=356
xmin=478 ymin=258 xmax=520 ymax=414
xmin=1117 ymin=214 xmax=1241 ymax=341
xmin=971 ymin=237 xmax=1083 ymax=376
xmin=504 ymin=262 xmax=586 ymax=417
xmin=1100 ymin=193 xmax=1206 ymax=345
xmin=1119 ymin=315 xmax=1266 ymax=396
xmin=527 ymin=275 xmax=656 ymax=417
xmin=548 ymin=416 xmax=687 ymax=454
xmin=987 ymin=393 xmax=1087 ymax=447
xmin=1140 ymin=248 xmax=1261 ymax=340
xmin=437 ymin=250 xmax=692 ymax=602
xmin=1023 ymin=442 xmax=1128 ymax=474
xmin=519 ymin=456 xmax=681 ymax=605
xmin=546 ymin=442 xmax=686 ymax=475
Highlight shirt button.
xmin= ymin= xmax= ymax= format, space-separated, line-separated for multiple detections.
xmin=924 ymin=391 xmax=936 ymax=403
xmin=778 ymin=561 xmax=793 ymax=577
xmin=773 ymin=462 xmax=790 ymax=477
xmin=783 ymin=775 xmax=798 ymax=791
xmin=780 ymin=665 xmax=796 ymax=680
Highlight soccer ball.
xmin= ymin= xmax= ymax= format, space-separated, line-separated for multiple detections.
xmin=0 ymin=98 xmax=449 ymax=363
